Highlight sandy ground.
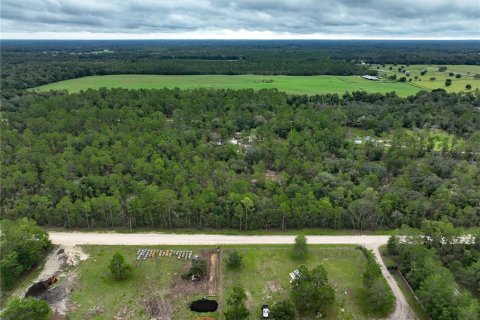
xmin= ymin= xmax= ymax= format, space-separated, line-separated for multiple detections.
xmin=207 ymin=251 xmax=219 ymax=296
xmin=25 ymin=245 xmax=88 ymax=316
xmin=49 ymin=232 xmax=390 ymax=246
xmin=49 ymin=232 xmax=414 ymax=319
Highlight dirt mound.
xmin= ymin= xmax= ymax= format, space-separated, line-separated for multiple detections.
xmin=190 ymin=299 xmax=218 ymax=312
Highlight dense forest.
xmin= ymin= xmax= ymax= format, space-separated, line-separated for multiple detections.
xmin=2 ymin=88 xmax=479 ymax=230
xmin=2 ymin=40 xmax=479 ymax=98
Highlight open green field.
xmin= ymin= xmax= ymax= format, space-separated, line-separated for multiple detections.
xmin=66 ymin=245 xmax=370 ymax=320
xmin=35 ymin=74 xmax=420 ymax=96
xmin=377 ymin=64 xmax=480 ymax=92
xmin=33 ymin=65 xmax=480 ymax=97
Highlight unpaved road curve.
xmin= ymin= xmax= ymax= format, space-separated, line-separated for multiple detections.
xmin=49 ymin=232 xmax=415 ymax=319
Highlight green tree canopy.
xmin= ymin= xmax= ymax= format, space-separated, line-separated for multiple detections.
xmin=2 ymin=297 xmax=51 ymax=320
xmin=109 ymin=252 xmax=132 ymax=280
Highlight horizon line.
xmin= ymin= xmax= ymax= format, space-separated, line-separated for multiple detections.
xmin=2 ymin=38 xmax=480 ymax=41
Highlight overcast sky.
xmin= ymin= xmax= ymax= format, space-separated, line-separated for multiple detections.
xmin=1 ymin=0 xmax=479 ymax=39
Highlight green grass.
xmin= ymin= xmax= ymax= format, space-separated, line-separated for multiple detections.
xmin=66 ymin=245 xmax=370 ymax=319
xmin=34 ymin=74 xmax=421 ymax=96
xmin=69 ymin=245 xmax=220 ymax=320
xmin=376 ymin=64 xmax=480 ymax=93
xmin=222 ymin=245 xmax=369 ymax=319
xmin=348 ymin=126 xmax=468 ymax=152
xmin=33 ymin=65 xmax=480 ymax=97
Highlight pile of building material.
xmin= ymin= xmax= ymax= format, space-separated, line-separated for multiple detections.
xmin=159 ymin=249 xmax=192 ymax=260
xmin=136 ymin=249 xmax=160 ymax=260
xmin=136 ymin=249 xmax=193 ymax=261
xmin=289 ymin=269 xmax=300 ymax=282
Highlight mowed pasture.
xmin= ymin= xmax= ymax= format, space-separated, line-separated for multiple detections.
xmin=33 ymin=65 xmax=480 ymax=96
xmin=35 ymin=74 xmax=420 ymax=96
xmin=376 ymin=64 xmax=480 ymax=92
xmin=64 ymin=245 xmax=369 ymax=320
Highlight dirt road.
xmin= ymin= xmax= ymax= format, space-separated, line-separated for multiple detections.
xmin=49 ymin=232 xmax=390 ymax=246
xmin=49 ymin=232 xmax=415 ymax=319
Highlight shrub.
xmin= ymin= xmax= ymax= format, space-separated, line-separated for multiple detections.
xmin=109 ymin=252 xmax=132 ymax=280
xmin=293 ymin=235 xmax=308 ymax=259
xmin=3 ymin=297 xmax=51 ymax=320
xmin=270 ymin=300 xmax=296 ymax=320
xmin=224 ymin=286 xmax=249 ymax=320
xmin=364 ymin=277 xmax=395 ymax=315
xmin=227 ymin=250 xmax=243 ymax=270
xmin=387 ymin=235 xmax=400 ymax=255
xmin=445 ymin=79 xmax=452 ymax=87
xmin=455 ymin=73 xmax=461 ymax=78
xmin=466 ymin=84 xmax=472 ymax=90
xmin=183 ymin=258 xmax=208 ymax=279
xmin=430 ymin=76 xmax=436 ymax=81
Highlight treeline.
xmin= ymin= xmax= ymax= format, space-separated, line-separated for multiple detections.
xmin=3 ymin=40 xmax=479 ymax=98
xmin=2 ymin=88 xmax=479 ymax=231
xmin=329 ymin=40 xmax=480 ymax=65
xmin=1 ymin=41 xmax=370 ymax=97
xmin=387 ymin=221 xmax=480 ymax=319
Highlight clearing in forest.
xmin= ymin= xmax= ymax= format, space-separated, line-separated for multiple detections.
xmin=41 ymin=244 xmax=373 ymax=320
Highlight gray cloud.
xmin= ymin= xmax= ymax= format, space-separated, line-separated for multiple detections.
xmin=1 ymin=0 xmax=479 ymax=38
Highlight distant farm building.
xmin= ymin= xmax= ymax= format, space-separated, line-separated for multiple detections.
xmin=362 ymin=75 xmax=380 ymax=81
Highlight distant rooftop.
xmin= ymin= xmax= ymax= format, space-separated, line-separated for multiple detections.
xmin=362 ymin=75 xmax=380 ymax=80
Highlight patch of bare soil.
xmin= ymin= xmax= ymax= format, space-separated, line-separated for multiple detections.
xmin=141 ymin=289 xmax=174 ymax=320
xmin=265 ymin=169 xmax=282 ymax=182
xmin=114 ymin=306 xmax=135 ymax=320
xmin=83 ymin=305 xmax=105 ymax=320
xmin=245 ymin=290 xmax=254 ymax=310
xmin=266 ymin=281 xmax=282 ymax=293
xmin=207 ymin=251 xmax=219 ymax=296
xmin=24 ymin=245 xmax=88 ymax=316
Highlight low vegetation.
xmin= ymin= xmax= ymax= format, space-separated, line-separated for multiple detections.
xmin=223 ymin=286 xmax=249 ymax=320
xmin=226 ymin=250 xmax=243 ymax=270
xmin=36 ymin=244 xmax=375 ymax=319
xmin=2 ymin=297 xmax=51 ymax=320
xmin=33 ymin=74 xmax=423 ymax=96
